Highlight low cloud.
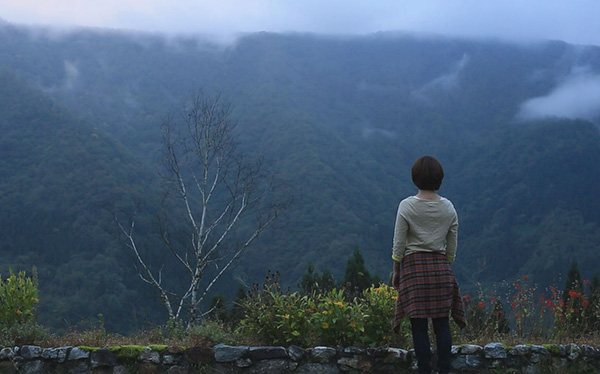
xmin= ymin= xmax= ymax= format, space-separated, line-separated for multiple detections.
xmin=63 ymin=60 xmax=79 ymax=90
xmin=3 ymin=1 xmax=600 ymax=47
xmin=362 ymin=127 xmax=397 ymax=140
xmin=412 ymin=54 xmax=470 ymax=100
xmin=41 ymin=60 xmax=80 ymax=93
xmin=517 ymin=68 xmax=600 ymax=123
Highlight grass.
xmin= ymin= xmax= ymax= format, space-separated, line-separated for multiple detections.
xmin=0 ymin=319 xmax=251 ymax=349
xmin=2 ymin=319 xmax=599 ymax=351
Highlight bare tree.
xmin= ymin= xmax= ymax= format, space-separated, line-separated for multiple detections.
xmin=116 ymin=93 xmax=287 ymax=326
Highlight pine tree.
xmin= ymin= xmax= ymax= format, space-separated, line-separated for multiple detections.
xmin=299 ymin=263 xmax=336 ymax=294
xmin=344 ymin=247 xmax=374 ymax=294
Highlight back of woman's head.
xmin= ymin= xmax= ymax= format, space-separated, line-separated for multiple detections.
xmin=411 ymin=156 xmax=444 ymax=191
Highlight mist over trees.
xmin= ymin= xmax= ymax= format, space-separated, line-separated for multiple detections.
xmin=1 ymin=24 xmax=600 ymax=332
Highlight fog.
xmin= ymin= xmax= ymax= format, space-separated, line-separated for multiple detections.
xmin=517 ymin=68 xmax=600 ymax=124
xmin=2 ymin=1 xmax=600 ymax=47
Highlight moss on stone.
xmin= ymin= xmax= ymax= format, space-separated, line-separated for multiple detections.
xmin=78 ymin=346 xmax=101 ymax=352
xmin=543 ymin=344 xmax=561 ymax=355
xmin=148 ymin=344 xmax=168 ymax=352
xmin=107 ymin=345 xmax=148 ymax=360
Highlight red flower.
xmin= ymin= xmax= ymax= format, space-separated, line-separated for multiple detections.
xmin=477 ymin=301 xmax=485 ymax=309
xmin=463 ymin=294 xmax=471 ymax=301
xmin=515 ymin=282 xmax=520 ymax=289
xmin=523 ymin=275 xmax=528 ymax=280
xmin=583 ymin=301 xmax=590 ymax=309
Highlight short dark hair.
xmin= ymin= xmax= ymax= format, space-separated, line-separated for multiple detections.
xmin=411 ymin=156 xmax=444 ymax=191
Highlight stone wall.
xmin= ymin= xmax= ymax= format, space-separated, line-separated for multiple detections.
xmin=1 ymin=342 xmax=599 ymax=373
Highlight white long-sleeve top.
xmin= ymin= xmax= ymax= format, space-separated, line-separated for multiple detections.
xmin=392 ymin=196 xmax=458 ymax=263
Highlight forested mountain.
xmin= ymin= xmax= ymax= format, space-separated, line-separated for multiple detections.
xmin=2 ymin=24 xmax=600 ymax=332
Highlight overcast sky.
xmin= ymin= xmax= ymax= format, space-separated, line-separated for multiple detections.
xmin=2 ymin=0 xmax=600 ymax=46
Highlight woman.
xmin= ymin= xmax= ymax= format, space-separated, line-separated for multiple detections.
xmin=392 ymin=155 xmax=466 ymax=374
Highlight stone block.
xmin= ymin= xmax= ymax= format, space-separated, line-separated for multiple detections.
xmin=460 ymin=344 xmax=483 ymax=355
xmin=510 ymin=344 xmax=531 ymax=356
xmin=566 ymin=343 xmax=581 ymax=361
xmin=214 ymin=344 xmax=249 ymax=363
xmin=484 ymin=342 xmax=507 ymax=359
xmin=184 ymin=346 xmax=213 ymax=365
xmin=42 ymin=346 xmax=70 ymax=362
xmin=139 ymin=347 xmax=160 ymax=363
xmin=296 ymin=362 xmax=339 ymax=374
xmin=0 ymin=347 xmax=15 ymax=360
xmin=68 ymin=347 xmax=90 ymax=360
xmin=248 ymin=346 xmax=288 ymax=360
xmin=338 ymin=355 xmax=372 ymax=372
xmin=581 ymin=344 xmax=600 ymax=358
xmin=310 ymin=347 xmax=337 ymax=363
xmin=19 ymin=345 xmax=42 ymax=359
xmin=91 ymin=348 xmax=118 ymax=368
xmin=287 ymin=345 xmax=305 ymax=361
xmin=382 ymin=347 xmax=408 ymax=363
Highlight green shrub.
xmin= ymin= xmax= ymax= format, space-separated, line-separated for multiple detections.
xmin=311 ymin=288 xmax=366 ymax=347
xmin=362 ymin=284 xmax=408 ymax=347
xmin=0 ymin=268 xmax=39 ymax=327
xmin=0 ymin=322 xmax=50 ymax=347
xmin=238 ymin=283 xmax=407 ymax=348
xmin=238 ymin=285 xmax=315 ymax=346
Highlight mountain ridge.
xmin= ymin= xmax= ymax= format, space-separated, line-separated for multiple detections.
xmin=1 ymin=25 xmax=600 ymax=331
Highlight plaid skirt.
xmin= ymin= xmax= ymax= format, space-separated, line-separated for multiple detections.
xmin=394 ymin=252 xmax=466 ymax=332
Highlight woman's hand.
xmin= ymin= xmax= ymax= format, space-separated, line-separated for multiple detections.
xmin=392 ymin=271 xmax=400 ymax=291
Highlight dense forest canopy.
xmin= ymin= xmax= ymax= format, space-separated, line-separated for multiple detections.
xmin=1 ymin=24 xmax=600 ymax=333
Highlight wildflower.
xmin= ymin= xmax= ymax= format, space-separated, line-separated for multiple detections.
xmin=283 ymin=314 xmax=290 ymax=319
xmin=477 ymin=301 xmax=485 ymax=309
xmin=335 ymin=302 xmax=343 ymax=307
xmin=16 ymin=310 xmax=23 ymax=315
xmin=515 ymin=282 xmax=520 ymax=289
xmin=322 ymin=322 xmax=329 ymax=329
xmin=523 ymin=275 xmax=528 ymax=280
xmin=463 ymin=294 xmax=471 ymax=301
xmin=584 ymin=279 xmax=591 ymax=286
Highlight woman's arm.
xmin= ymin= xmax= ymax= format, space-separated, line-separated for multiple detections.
xmin=445 ymin=210 xmax=459 ymax=262
xmin=392 ymin=260 xmax=401 ymax=290
xmin=392 ymin=204 xmax=408 ymax=262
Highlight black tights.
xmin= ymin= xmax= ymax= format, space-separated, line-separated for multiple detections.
xmin=410 ymin=317 xmax=452 ymax=374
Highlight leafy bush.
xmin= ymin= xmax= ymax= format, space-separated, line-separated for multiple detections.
xmin=238 ymin=283 xmax=409 ymax=348
xmin=0 ymin=323 xmax=50 ymax=347
xmin=0 ymin=268 xmax=39 ymax=327
xmin=238 ymin=284 xmax=315 ymax=346
xmin=362 ymin=284 xmax=409 ymax=347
